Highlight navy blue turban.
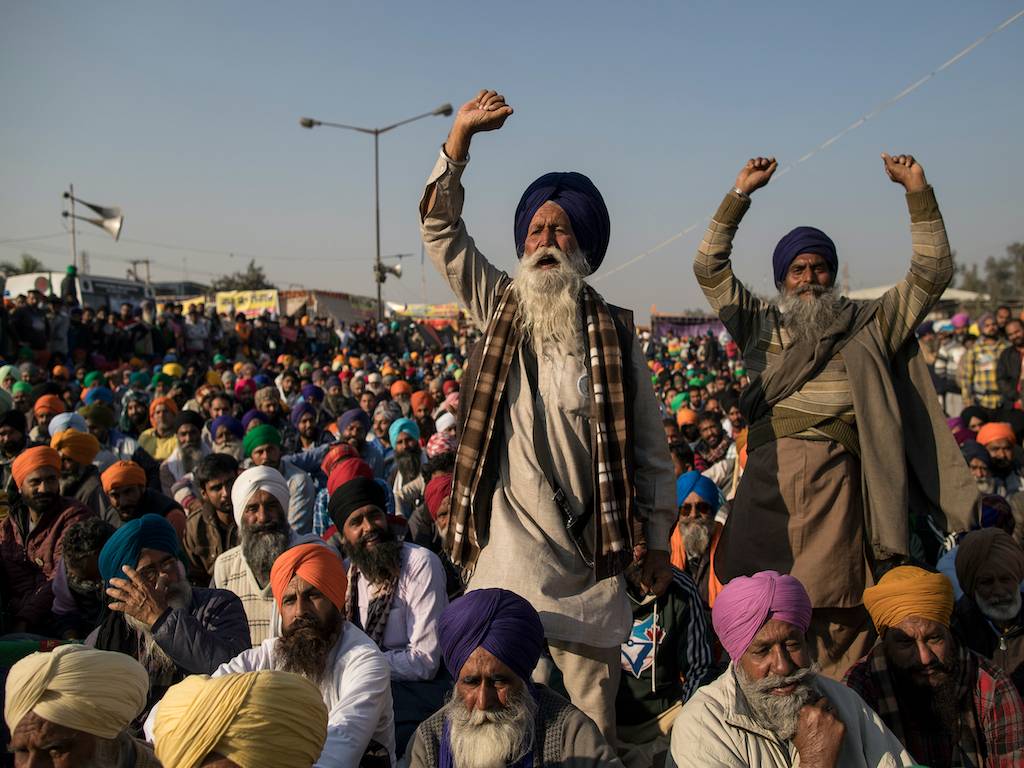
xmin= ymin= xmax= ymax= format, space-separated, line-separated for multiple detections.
xmin=98 ymin=514 xmax=180 ymax=585
xmin=772 ymin=226 xmax=838 ymax=288
xmin=338 ymin=408 xmax=371 ymax=434
xmin=439 ymin=588 xmax=545 ymax=684
xmin=514 ymin=172 xmax=610 ymax=273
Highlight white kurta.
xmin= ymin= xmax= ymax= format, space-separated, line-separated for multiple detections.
xmin=420 ymin=150 xmax=675 ymax=647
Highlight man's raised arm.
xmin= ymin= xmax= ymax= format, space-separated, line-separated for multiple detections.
xmin=872 ymin=153 xmax=955 ymax=358
xmin=419 ymin=90 xmax=514 ymax=325
xmin=692 ymin=157 xmax=777 ymax=348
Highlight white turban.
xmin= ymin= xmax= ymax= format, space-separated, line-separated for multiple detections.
xmin=4 ymin=645 xmax=148 ymax=739
xmin=48 ymin=412 xmax=88 ymax=438
xmin=230 ymin=465 xmax=291 ymax=526
xmin=435 ymin=411 xmax=456 ymax=434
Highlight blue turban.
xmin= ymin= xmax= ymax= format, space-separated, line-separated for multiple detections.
xmin=98 ymin=514 xmax=180 ymax=585
xmin=291 ymin=402 xmax=316 ymax=428
xmin=48 ymin=412 xmax=88 ymax=438
xmin=338 ymin=408 xmax=371 ymax=434
xmin=439 ymin=589 xmax=545 ymax=684
xmin=211 ymin=414 xmax=243 ymax=440
xmin=514 ymin=172 xmax=610 ymax=272
xmin=388 ymin=417 xmax=420 ymax=447
xmin=676 ymin=470 xmax=721 ymax=512
xmin=771 ymin=226 xmax=838 ymax=288
xmin=241 ymin=409 xmax=267 ymax=430
xmin=84 ymin=386 xmax=114 ymax=406
xmin=301 ymin=384 xmax=324 ymax=402
xmin=253 ymin=374 xmax=272 ymax=388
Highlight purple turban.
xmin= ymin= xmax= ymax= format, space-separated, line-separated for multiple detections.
xmin=514 ymin=172 xmax=610 ymax=273
xmin=301 ymin=384 xmax=324 ymax=403
xmin=712 ymin=570 xmax=812 ymax=661
xmin=772 ymin=226 xmax=837 ymax=288
xmin=439 ymin=589 xmax=545 ymax=684
xmin=240 ymin=409 xmax=267 ymax=430
xmin=291 ymin=401 xmax=316 ymax=427
xmin=210 ymin=415 xmax=243 ymax=440
xmin=338 ymin=408 xmax=371 ymax=434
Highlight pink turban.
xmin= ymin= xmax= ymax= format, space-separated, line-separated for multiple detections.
xmin=712 ymin=570 xmax=812 ymax=661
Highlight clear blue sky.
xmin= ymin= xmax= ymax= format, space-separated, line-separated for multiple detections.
xmin=2 ymin=1 xmax=1022 ymax=320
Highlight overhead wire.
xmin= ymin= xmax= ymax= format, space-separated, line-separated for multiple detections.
xmin=595 ymin=7 xmax=1024 ymax=282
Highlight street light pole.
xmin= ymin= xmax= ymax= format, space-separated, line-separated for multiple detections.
xmin=299 ymin=102 xmax=453 ymax=323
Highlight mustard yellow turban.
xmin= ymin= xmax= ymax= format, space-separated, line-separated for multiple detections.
xmin=862 ymin=565 xmax=954 ymax=631
xmin=4 ymin=645 xmax=148 ymax=739
xmin=153 ymin=671 xmax=327 ymax=768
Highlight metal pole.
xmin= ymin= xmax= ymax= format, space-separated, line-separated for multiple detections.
xmin=69 ymin=183 xmax=77 ymax=270
xmin=374 ymin=130 xmax=383 ymax=324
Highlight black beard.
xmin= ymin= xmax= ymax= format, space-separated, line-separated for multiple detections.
xmin=342 ymin=528 xmax=402 ymax=584
xmin=277 ymin=610 xmax=343 ymax=685
xmin=395 ymin=448 xmax=422 ymax=481
xmin=24 ymin=493 xmax=59 ymax=514
xmin=241 ymin=519 xmax=291 ymax=584
xmin=893 ymin=659 xmax=961 ymax=731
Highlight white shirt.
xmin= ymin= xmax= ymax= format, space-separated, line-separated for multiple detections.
xmin=353 ymin=543 xmax=447 ymax=681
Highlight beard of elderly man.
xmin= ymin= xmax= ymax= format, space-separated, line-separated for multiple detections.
xmin=239 ymin=489 xmax=291 ymax=586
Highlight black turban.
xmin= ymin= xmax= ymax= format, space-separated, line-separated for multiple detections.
xmin=0 ymin=409 xmax=27 ymax=434
xmin=174 ymin=410 xmax=205 ymax=431
xmin=328 ymin=476 xmax=386 ymax=528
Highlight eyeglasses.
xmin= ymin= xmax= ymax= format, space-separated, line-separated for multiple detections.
xmin=136 ymin=555 xmax=179 ymax=583
xmin=679 ymin=501 xmax=712 ymax=518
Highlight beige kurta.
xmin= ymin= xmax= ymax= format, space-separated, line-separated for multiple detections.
xmin=420 ymin=150 xmax=675 ymax=647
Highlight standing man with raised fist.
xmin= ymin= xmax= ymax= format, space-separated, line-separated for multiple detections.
xmin=694 ymin=152 xmax=977 ymax=678
xmin=419 ymin=90 xmax=675 ymax=743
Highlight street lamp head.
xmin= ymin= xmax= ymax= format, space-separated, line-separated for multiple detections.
xmin=298 ymin=117 xmax=318 ymax=129
xmin=434 ymin=103 xmax=453 ymax=117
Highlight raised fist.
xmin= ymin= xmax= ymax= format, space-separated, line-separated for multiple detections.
xmin=735 ymin=156 xmax=778 ymax=196
xmin=453 ymin=90 xmax=513 ymax=136
xmin=882 ymin=153 xmax=927 ymax=192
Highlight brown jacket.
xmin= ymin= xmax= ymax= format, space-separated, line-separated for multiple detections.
xmin=184 ymin=503 xmax=238 ymax=585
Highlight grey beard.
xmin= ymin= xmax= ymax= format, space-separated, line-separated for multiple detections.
xmin=735 ymin=662 xmax=820 ymax=740
xmin=680 ymin=518 xmax=715 ymax=561
xmin=179 ymin=444 xmax=204 ymax=474
xmin=241 ymin=520 xmax=290 ymax=585
xmin=396 ymin=449 xmax=422 ymax=482
xmin=125 ymin=579 xmax=192 ymax=679
xmin=443 ymin=685 xmax=538 ymax=768
xmin=512 ymin=246 xmax=587 ymax=357
xmin=977 ymin=590 xmax=1022 ymax=622
xmin=774 ymin=284 xmax=843 ymax=347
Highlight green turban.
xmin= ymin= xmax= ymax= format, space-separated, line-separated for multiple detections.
xmin=243 ymin=424 xmax=282 ymax=458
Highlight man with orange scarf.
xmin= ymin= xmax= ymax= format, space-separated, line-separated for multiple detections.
xmin=0 ymin=446 xmax=93 ymax=633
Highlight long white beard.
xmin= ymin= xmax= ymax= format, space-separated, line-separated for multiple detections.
xmin=512 ymin=246 xmax=587 ymax=357
xmin=735 ymin=662 xmax=820 ymax=741
xmin=444 ymin=687 xmax=538 ymax=768
xmin=977 ymin=590 xmax=1022 ymax=622
xmin=774 ymin=284 xmax=843 ymax=347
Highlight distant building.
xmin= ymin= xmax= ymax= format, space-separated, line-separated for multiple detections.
xmin=152 ymin=280 xmax=209 ymax=297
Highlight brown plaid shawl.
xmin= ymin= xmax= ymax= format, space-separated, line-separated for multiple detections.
xmin=449 ymin=282 xmax=641 ymax=580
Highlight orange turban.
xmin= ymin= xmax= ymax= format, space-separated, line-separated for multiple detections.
xmin=149 ymin=396 xmax=179 ymax=426
xmin=862 ymin=565 xmax=954 ymax=631
xmin=101 ymin=460 xmax=148 ymax=494
xmin=676 ymin=407 xmax=698 ymax=427
xmin=33 ymin=395 xmax=65 ymax=416
xmin=390 ymin=381 xmax=412 ymax=397
xmin=977 ymin=422 xmax=1016 ymax=447
xmin=269 ymin=543 xmax=347 ymax=612
xmin=11 ymin=446 xmax=61 ymax=490
xmin=410 ymin=391 xmax=434 ymax=411
xmin=51 ymin=430 xmax=101 ymax=466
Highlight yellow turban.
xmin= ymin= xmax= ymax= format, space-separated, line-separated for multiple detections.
xmin=51 ymin=429 xmax=101 ymax=466
xmin=862 ymin=565 xmax=954 ymax=631
xmin=4 ymin=646 xmax=148 ymax=739
xmin=153 ymin=671 xmax=327 ymax=768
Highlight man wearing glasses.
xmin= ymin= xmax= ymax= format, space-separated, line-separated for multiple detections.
xmin=670 ymin=471 xmax=723 ymax=608
xmin=88 ymin=514 xmax=250 ymax=718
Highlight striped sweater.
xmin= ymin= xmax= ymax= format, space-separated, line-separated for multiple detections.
xmin=693 ymin=187 xmax=952 ymax=436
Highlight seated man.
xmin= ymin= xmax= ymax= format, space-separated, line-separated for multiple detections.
xmin=671 ymin=570 xmax=911 ymax=767
xmin=51 ymin=517 xmax=115 ymax=639
xmin=5 ymin=645 xmax=154 ymax=767
xmin=89 ymin=514 xmax=250 ymax=713
xmin=138 ymin=396 xmax=179 ymax=462
xmin=244 ymin=423 xmax=316 ymax=535
xmin=953 ymin=528 xmax=1024 ymax=693
xmin=0 ymin=409 xmax=32 ymax=490
xmin=616 ymin=562 xmax=714 ymax=768
xmin=339 ymin=408 xmax=387 ymax=479
xmin=212 ymin=465 xmax=319 ymax=645
xmin=182 ymin=452 xmax=240 ymax=585
xmin=51 ymin=428 xmax=104 ymax=516
xmin=669 ymin=470 xmax=722 ymax=608
xmin=159 ymin=409 xmax=209 ymax=496
xmin=977 ymin=422 xmax=1024 ymax=499
xmin=408 ymin=588 xmax=622 ymax=768
xmin=0 ymin=446 xmax=93 ymax=634
xmin=101 ymin=459 xmax=185 ymax=536
xmin=180 ymin=542 xmax=396 ymax=767
xmin=330 ymin=475 xmax=449 ymax=755
xmin=388 ymin=417 xmax=424 ymax=518
xmin=153 ymin=670 xmax=328 ymax=768
xmin=847 ymin=565 xmax=1024 ymax=766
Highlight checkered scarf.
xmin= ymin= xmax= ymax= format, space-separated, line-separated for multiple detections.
xmin=448 ymin=282 xmax=640 ymax=580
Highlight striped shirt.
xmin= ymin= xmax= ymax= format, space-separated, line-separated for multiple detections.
xmin=694 ymin=187 xmax=952 ymax=434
